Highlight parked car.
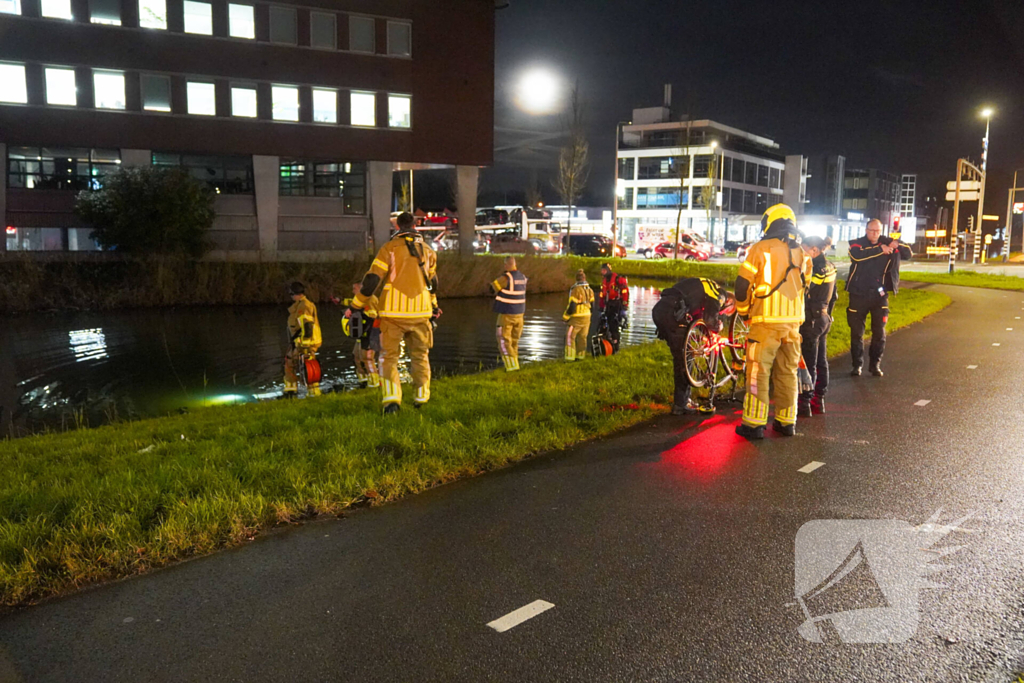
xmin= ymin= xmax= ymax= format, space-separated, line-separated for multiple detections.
xmin=529 ymin=235 xmax=559 ymax=253
xmin=432 ymin=230 xmax=490 ymax=253
xmin=652 ymin=241 xmax=709 ymax=261
xmin=736 ymin=242 xmax=752 ymax=262
xmin=490 ymin=231 xmax=538 ymax=254
xmin=476 ymin=209 xmax=511 ymax=226
xmin=564 ymin=233 xmax=613 ymax=257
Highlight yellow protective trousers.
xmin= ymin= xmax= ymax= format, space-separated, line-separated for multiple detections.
xmin=353 ymin=341 xmax=380 ymax=388
xmin=742 ymin=322 xmax=802 ymax=427
xmin=564 ymin=315 xmax=590 ymax=360
xmin=379 ymin=317 xmax=432 ymax=406
xmin=284 ymin=348 xmax=321 ymax=397
xmin=496 ymin=313 xmax=524 ymax=371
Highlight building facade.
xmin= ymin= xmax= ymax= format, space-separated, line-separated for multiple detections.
xmin=841 ymin=168 xmax=900 ymax=230
xmin=804 ymin=154 xmax=845 ymax=216
xmin=0 ymin=0 xmax=494 ymax=257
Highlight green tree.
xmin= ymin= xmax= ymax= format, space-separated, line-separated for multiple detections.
xmin=75 ymin=166 xmax=215 ymax=258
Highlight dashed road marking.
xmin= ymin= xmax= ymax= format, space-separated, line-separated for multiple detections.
xmin=1016 ymin=317 xmax=1021 ymax=320
xmin=1008 ymin=328 xmax=1015 ymax=331
xmin=993 ymin=343 xmax=1001 ymax=347
xmin=967 ymin=365 xmax=978 ymax=370
xmin=798 ymin=461 xmax=825 ymax=474
xmin=914 ymin=399 xmax=932 ymax=407
xmin=487 ymin=600 xmax=555 ymax=633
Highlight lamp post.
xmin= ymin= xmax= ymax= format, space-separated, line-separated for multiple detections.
xmin=611 ymin=120 xmax=630 ymax=258
xmin=710 ymin=140 xmax=724 ymax=248
xmin=974 ymin=107 xmax=993 ymax=263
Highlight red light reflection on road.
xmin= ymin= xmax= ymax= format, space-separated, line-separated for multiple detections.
xmin=648 ymin=415 xmax=756 ymax=481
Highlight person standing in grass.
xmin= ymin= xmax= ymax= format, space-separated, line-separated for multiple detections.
xmin=343 ymin=283 xmax=380 ymax=389
xmin=797 ymin=236 xmax=837 ymax=417
xmin=491 ymin=255 xmax=528 ymax=371
xmin=284 ymin=281 xmax=322 ymax=398
xmin=562 ymin=269 xmax=594 ymax=361
xmin=598 ymin=263 xmax=629 ymax=353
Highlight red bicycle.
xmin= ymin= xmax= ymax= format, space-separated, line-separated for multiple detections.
xmin=682 ymin=301 xmax=749 ymax=404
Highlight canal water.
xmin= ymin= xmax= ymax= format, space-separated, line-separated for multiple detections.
xmin=0 ymin=283 xmax=668 ymax=435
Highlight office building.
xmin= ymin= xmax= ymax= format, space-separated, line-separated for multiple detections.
xmin=842 ymin=168 xmax=900 ymax=230
xmin=804 ymin=154 xmax=845 ymax=216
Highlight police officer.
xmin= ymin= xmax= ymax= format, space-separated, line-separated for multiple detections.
xmin=598 ymin=263 xmax=629 ymax=352
xmin=350 ymin=212 xmax=439 ymax=415
xmin=284 ymin=281 xmax=322 ymax=398
xmin=797 ymin=236 xmax=837 ymax=417
xmin=490 ymin=256 xmax=528 ymax=371
xmin=847 ymin=218 xmax=912 ymax=377
xmin=563 ymin=269 xmax=594 ymax=361
xmin=652 ymin=277 xmax=730 ymax=414
xmin=734 ymin=204 xmax=812 ymax=439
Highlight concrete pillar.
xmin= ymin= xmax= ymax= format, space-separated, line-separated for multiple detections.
xmin=253 ymin=155 xmax=280 ymax=257
xmin=120 ymin=149 xmax=151 ymax=167
xmin=367 ymin=160 xmax=392 ymax=253
xmin=0 ymin=142 xmax=6 ymax=253
xmin=456 ymin=165 xmax=478 ymax=256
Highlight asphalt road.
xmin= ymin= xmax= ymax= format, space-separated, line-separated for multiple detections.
xmin=2 ymin=284 xmax=1024 ymax=682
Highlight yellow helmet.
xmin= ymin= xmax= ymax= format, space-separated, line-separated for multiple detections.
xmin=760 ymin=203 xmax=800 ymax=242
xmin=341 ymin=315 xmax=352 ymax=337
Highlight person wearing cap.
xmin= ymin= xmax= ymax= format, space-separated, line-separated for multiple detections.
xmin=562 ymin=269 xmax=594 ymax=361
xmin=597 ymin=263 xmax=629 ymax=353
xmin=284 ymin=280 xmax=322 ymax=398
xmin=733 ymin=204 xmax=812 ymax=439
xmin=797 ymin=236 xmax=837 ymax=417
xmin=490 ymin=255 xmax=528 ymax=371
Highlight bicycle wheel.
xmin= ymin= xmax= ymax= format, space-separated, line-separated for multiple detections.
xmin=726 ymin=313 xmax=749 ymax=371
xmin=684 ymin=320 xmax=716 ymax=388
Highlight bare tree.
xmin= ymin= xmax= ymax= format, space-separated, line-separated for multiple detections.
xmin=552 ymin=83 xmax=590 ymax=235
xmin=397 ymin=176 xmax=412 ymax=212
xmin=701 ymin=154 xmax=719 ymax=244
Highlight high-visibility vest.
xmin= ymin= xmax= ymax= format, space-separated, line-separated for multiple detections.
xmin=493 ymin=270 xmax=528 ymax=314
xmin=737 ymin=238 xmax=810 ymax=324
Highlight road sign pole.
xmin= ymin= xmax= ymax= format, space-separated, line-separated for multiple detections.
xmin=974 ymin=116 xmax=991 ymax=264
xmin=1004 ymin=170 xmax=1018 ymax=262
xmin=949 ymin=159 xmax=962 ymax=274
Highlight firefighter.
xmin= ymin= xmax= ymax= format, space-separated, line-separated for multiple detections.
xmin=733 ymin=204 xmax=812 ymax=439
xmin=651 ymin=277 xmax=731 ymax=414
xmin=562 ymin=269 xmax=594 ymax=361
xmin=798 ymin=236 xmax=837 ymax=417
xmin=349 ymin=212 xmax=439 ymax=415
xmin=343 ymin=283 xmax=380 ymax=389
xmin=284 ymin=281 xmax=323 ymax=398
xmin=598 ymin=263 xmax=629 ymax=352
xmin=490 ymin=255 xmax=528 ymax=371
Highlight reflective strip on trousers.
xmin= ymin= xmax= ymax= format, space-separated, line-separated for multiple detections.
xmin=381 ymin=379 xmax=401 ymax=405
xmin=414 ymin=384 xmax=429 ymax=404
xmin=776 ymin=405 xmax=797 ymax=426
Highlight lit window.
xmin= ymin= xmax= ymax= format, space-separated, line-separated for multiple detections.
xmin=0 ymin=0 xmax=21 ymax=15
xmin=187 ymin=81 xmax=216 ymax=116
xmin=312 ymin=88 xmax=336 ymax=123
xmin=350 ymin=91 xmax=375 ymax=127
xmin=349 ymin=16 xmax=374 ymax=53
xmin=89 ymin=0 xmax=120 ymax=24
xmin=231 ymin=86 xmax=257 ymax=117
xmin=388 ymin=94 xmax=411 ymax=128
xmin=141 ymin=74 xmax=171 ymax=111
xmin=183 ymin=0 xmax=212 ymax=34
xmin=387 ymin=21 xmax=411 ymax=57
xmin=269 ymin=6 xmax=296 ymax=44
xmin=93 ymin=70 xmax=125 ymax=110
xmin=0 ymin=63 xmax=28 ymax=103
xmin=228 ymin=3 xmax=254 ymax=38
xmin=271 ymin=85 xmax=299 ymax=121
xmin=45 ymin=67 xmax=77 ymax=106
xmin=41 ymin=0 xmax=73 ymax=19
xmin=138 ymin=0 xmax=166 ymax=28
xmin=310 ymin=11 xmax=336 ymax=50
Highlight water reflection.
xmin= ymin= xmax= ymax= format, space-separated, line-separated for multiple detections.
xmin=69 ymin=328 xmax=108 ymax=362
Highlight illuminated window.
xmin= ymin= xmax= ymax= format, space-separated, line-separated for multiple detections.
xmin=228 ymin=3 xmax=254 ymax=38
xmin=231 ymin=86 xmax=257 ymax=117
xmin=312 ymin=88 xmax=336 ymax=123
xmin=0 ymin=63 xmax=28 ymax=104
xmin=387 ymin=21 xmax=411 ymax=57
xmin=41 ymin=0 xmax=73 ymax=19
xmin=138 ymin=0 xmax=166 ymax=28
xmin=350 ymin=91 xmax=375 ymax=127
xmin=269 ymin=6 xmax=296 ymax=44
xmin=0 ymin=0 xmax=21 ymax=15
xmin=89 ymin=0 xmax=120 ymax=24
xmin=388 ymin=94 xmax=410 ymax=128
xmin=186 ymin=81 xmax=216 ymax=116
xmin=93 ymin=70 xmax=125 ymax=110
xmin=310 ymin=11 xmax=336 ymax=50
xmin=271 ymin=85 xmax=298 ymax=121
xmin=45 ymin=67 xmax=77 ymax=106
xmin=349 ymin=16 xmax=374 ymax=53
xmin=183 ymin=0 xmax=212 ymax=34
xmin=141 ymin=74 xmax=171 ymax=111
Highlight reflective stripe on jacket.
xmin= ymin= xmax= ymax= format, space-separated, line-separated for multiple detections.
xmin=736 ymin=238 xmax=811 ymax=324
xmin=288 ymin=296 xmax=322 ymax=349
xmin=355 ymin=233 xmax=438 ymax=319
xmin=492 ymin=270 xmax=528 ymax=314
xmin=563 ymin=282 xmax=594 ymax=321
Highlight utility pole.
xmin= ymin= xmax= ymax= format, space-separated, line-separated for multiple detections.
xmin=974 ymin=109 xmax=993 ymax=264
xmin=950 ymin=158 xmax=962 ymax=274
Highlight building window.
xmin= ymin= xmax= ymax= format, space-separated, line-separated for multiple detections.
xmin=7 ymin=147 xmax=120 ymax=191
xmin=186 ymin=81 xmax=216 ymax=116
xmin=138 ymin=0 xmax=166 ymax=28
xmin=0 ymin=63 xmax=28 ymax=104
xmin=310 ymin=11 xmax=336 ymax=49
xmin=388 ymin=93 xmax=410 ymax=128
xmin=349 ymin=15 xmax=375 ymax=53
xmin=744 ymin=162 xmax=757 ymax=186
xmin=387 ymin=21 xmax=411 ymax=57
xmin=743 ymin=190 xmax=755 ymax=213
xmin=89 ymin=0 xmax=120 ymax=24
xmin=731 ymin=158 xmax=744 ymax=183
xmin=636 ymin=187 xmax=683 ymax=210
xmin=271 ymin=85 xmax=299 ymax=121
xmin=637 ymin=156 xmax=684 ymax=180
xmin=757 ymin=165 xmax=769 ymax=187
xmin=730 ymin=188 xmax=743 ymax=213
xmin=269 ymin=5 xmax=297 ymax=44
xmin=93 ymin=70 xmax=125 ymax=110
xmin=0 ymin=0 xmax=21 ymax=14
xmin=617 ymin=157 xmax=635 ymax=180
xmin=41 ymin=0 xmax=73 ymax=19
xmin=141 ymin=74 xmax=171 ymax=111
xmin=312 ymin=88 xmax=336 ymax=123
xmin=693 ymin=154 xmax=714 ymax=178
xmin=769 ymin=167 xmax=781 ymax=190
xmin=231 ymin=85 xmax=257 ymax=117
xmin=183 ymin=0 xmax=212 ymax=34
xmin=278 ymin=161 xmax=306 ymax=195
xmin=350 ymin=91 xmax=375 ymax=127
xmin=755 ymin=191 xmax=768 ymax=214
xmin=45 ymin=67 xmax=77 ymax=106
xmin=153 ymin=152 xmax=254 ymax=194
xmin=228 ymin=3 xmax=255 ymax=38
xmin=617 ymin=187 xmax=634 ymax=211
xmin=278 ymin=160 xmax=366 ymax=213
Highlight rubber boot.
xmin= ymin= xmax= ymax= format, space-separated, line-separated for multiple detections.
xmin=869 ymin=363 xmax=884 ymax=377
xmin=811 ymin=396 xmax=826 ymax=415
xmin=383 ymin=403 xmax=401 ymax=416
xmin=772 ymin=420 xmax=796 ymax=436
xmin=850 ymin=366 xmax=862 ymax=377
xmin=798 ymin=400 xmax=813 ymax=418
xmin=735 ymin=423 xmax=765 ymax=440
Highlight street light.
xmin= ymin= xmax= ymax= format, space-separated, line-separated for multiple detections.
xmin=610 ymin=119 xmax=631 ymax=258
xmin=974 ymin=107 xmax=994 ymax=263
xmin=710 ymin=140 xmax=724 ymax=247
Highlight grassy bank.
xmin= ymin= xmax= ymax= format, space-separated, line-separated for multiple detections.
xmin=900 ymin=270 xmax=1024 ymax=292
xmin=0 ymin=285 xmax=949 ymax=607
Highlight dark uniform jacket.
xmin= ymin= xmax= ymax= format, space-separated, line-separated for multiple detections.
xmin=805 ymin=255 xmax=838 ymax=320
xmin=847 ymin=236 xmax=912 ymax=296
xmin=653 ymin=277 xmax=725 ymax=337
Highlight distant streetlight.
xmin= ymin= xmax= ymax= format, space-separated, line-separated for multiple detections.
xmin=514 ymin=68 xmax=561 ymax=115
xmin=974 ymin=107 xmax=994 ymax=263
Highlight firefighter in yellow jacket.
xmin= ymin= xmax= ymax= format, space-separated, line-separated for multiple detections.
xmin=350 ymin=212 xmax=438 ymax=415
xmin=733 ymin=204 xmax=812 ymax=439
xmin=343 ymin=283 xmax=380 ymax=389
xmin=284 ymin=281 xmax=322 ymax=397
xmin=562 ymin=269 xmax=594 ymax=360
xmin=490 ymin=256 xmax=528 ymax=371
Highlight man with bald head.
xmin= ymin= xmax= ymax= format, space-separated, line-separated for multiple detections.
xmin=846 ymin=218 xmax=912 ymax=377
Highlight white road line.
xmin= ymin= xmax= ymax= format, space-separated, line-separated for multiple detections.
xmin=798 ymin=461 xmax=825 ymax=474
xmin=487 ymin=600 xmax=555 ymax=633
xmin=1015 ymin=317 xmax=1020 ymax=320
xmin=914 ymin=399 xmax=932 ymax=406
xmin=967 ymin=365 xmax=978 ymax=370
xmin=993 ymin=343 xmax=1001 ymax=347
xmin=1008 ymin=328 xmax=1014 ymax=331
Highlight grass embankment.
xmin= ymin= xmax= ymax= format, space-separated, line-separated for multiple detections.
xmin=0 ymin=279 xmax=950 ymax=607
xmin=901 ymin=270 xmax=1024 ymax=292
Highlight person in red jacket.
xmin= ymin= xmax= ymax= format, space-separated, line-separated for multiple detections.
xmin=598 ymin=263 xmax=629 ymax=352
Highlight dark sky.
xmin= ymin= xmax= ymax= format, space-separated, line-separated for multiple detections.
xmin=477 ymin=0 xmax=1024 ymax=218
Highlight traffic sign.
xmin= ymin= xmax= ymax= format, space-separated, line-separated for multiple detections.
xmin=947 ymin=181 xmax=982 ymax=191
xmin=946 ymin=191 xmax=979 ymax=201
xmin=1014 ymin=202 xmax=1024 ymax=215
xmin=983 ymin=215 xmax=1000 ymax=221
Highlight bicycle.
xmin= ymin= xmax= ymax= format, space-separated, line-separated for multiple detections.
xmin=682 ymin=302 xmax=749 ymax=406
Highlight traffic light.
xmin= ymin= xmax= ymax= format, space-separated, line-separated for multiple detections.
xmin=891 ymin=215 xmax=901 ymax=240
xmin=968 ymin=215 xmax=975 ymax=231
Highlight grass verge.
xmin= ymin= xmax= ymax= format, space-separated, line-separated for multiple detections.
xmin=900 ymin=270 xmax=1024 ymax=292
